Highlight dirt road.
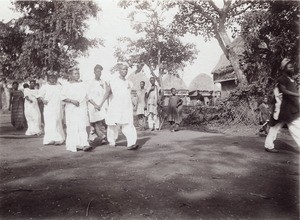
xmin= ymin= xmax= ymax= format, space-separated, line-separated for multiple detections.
xmin=0 ymin=114 xmax=299 ymax=219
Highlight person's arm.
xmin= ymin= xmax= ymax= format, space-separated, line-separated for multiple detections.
xmin=62 ymin=98 xmax=79 ymax=107
xmin=24 ymin=96 xmax=33 ymax=103
xmin=177 ymin=98 xmax=183 ymax=108
xmin=278 ymin=84 xmax=299 ymax=97
xmin=99 ymin=83 xmax=112 ymax=109
xmin=88 ymin=99 xmax=101 ymax=111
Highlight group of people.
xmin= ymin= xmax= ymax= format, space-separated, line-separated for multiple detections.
xmin=8 ymin=63 xmax=184 ymax=153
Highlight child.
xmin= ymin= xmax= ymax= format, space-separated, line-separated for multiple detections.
xmin=61 ymin=67 xmax=91 ymax=152
xmin=167 ymin=88 xmax=183 ymax=132
xmin=38 ymin=72 xmax=65 ymax=145
xmin=258 ymin=96 xmax=270 ymax=135
xmin=23 ymin=83 xmax=42 ymax=136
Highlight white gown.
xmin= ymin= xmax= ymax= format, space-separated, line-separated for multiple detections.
xmin=105 ymin=74 xmax=134 ymax=125
xmin=24 ymin=88 xmax=42 ymax=135
xmin=86 ymin=79 xmax=108 ymax=123
xmin=39 ymin=83 xmax=65 ymax=144
xmin=61 ymin=82 xmax=89 ymax=152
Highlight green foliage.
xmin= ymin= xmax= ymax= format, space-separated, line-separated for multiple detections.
xmin=115 ymin=0 xmax=198 ymax=84
xmin=240 ymin=0 xmax=299 ymax=94
xmin=0 ymin=1 xmax=101 ymax=80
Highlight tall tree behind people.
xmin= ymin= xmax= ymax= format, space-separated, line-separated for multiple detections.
xmin=115 ymin=0 xmax=198 ymax=88
xmin=0 ymin=1 xmax=102 ymax=80
xmin=173 ymin=0 xmax=268 ymax=86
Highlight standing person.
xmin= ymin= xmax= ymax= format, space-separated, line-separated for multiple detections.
xmin=29 ymin=80 xmax=36 ymax=90
xmin=265 ymin=58 xmax=300 ymax=153
xmin=9 ymin=82 xmax=26 ymax=130
xmin=99 ymin=63 xmax=139 ymax=150
xmin=258 ymin=96 xmax=270 ymax=135
xmin=145 ymin=77 xmax=160 ymax=131
xmin=61 ymin=67 xmax=91 ymax=152
xmin=167 ymin=88 xmax=183 ymax=132
xmin=86 ymin=64 xmax=108 ymax=144
xmin=136 ymin=81 xmax=147 ymax=130
xmin=38 ymin=72 xmax=65 ymax=145
xmin=23 ymin=83 xmax=42 ymax=136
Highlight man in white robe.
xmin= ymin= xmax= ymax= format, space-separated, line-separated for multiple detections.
xmin=136 ymin=81 xmax=147 ymax=130
xmin=145 ymin=77 xmax=160 ymax=131
xmin=86 ymin=64 xmax=108 ymax=144
xmin=39 ymin=73 xmax=65 ymax=145
xmin=99 ymin=63 xmax=139 ymax=150
xmin=61 ymin=67 xmax=91 ymax=152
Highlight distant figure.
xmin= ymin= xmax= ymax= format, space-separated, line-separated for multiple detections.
xmin=167 ymin=88 xmax=183 ymax=132
xmin=258 ymin=96 xmax=270 ymax=135
xmin=61 ymin=67 xmax=91 ymax=152
xmin=265 ymin=58 xmax=300 ymax=153
xmin=145 ymin=77 xmax=160 ymax=131
xmin=9 ymin=82 xmax=26 ymax=130
xmin=86 ymin=64 xmax=108 ymax=144
xmin=23 ymin=83 xmax=42 ymax=136
xmin=136 ymin=81 xmax=147 ymax=130
xmin=39 ymin=72 xmax=65 ymax=145
xmin=99 ymin=63 xmax=139 ymax=150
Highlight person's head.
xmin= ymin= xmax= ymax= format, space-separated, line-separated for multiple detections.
xmin=263 ymin=96 xmax=268 ymax=104
xmin=140 ymin=81 xmax=145 ymax=89
xmin=47 ymin=71 xmax=58 ymax=85
xmin=149 ymin=77 xmax=156 ymax=86
xmin=94 ymin=64 xmax=103 ymax=79
xmin=117 ymin=63 xmax=128 ymax=78
xmin=12 ymin=81 xmax=19 ymax=90
xmin=171 ymin=88 xmax=177 ymax=95
xmin=68 ymin=66 xmax=80 ymax=82
xmin=29 ymin=80 xmax=36 ymax=89
xmin=281 ymin=58 xmax=294 ymax=76
xmin=23 ymin=83 xmax=29 ymax=89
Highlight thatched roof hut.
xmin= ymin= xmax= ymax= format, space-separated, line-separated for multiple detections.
xmin=188 ymin=73 xmax=214 ymax=91
xmin=162 ymin=74 xmax=188 ymax=90
xmin=211 ymin=36 xmax=244 ymax=83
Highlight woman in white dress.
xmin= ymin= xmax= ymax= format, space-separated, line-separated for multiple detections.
xmin=38 ymin=73 xmax=65 ymax=145
xmin=61 ymin=67 xmax=91 ymax=152
xmin=23 ymin=83 xmax=42 ymax=136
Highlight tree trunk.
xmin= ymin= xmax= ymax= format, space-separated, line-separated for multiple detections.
xmin=217 ymin=29 xmax=248 ymax=86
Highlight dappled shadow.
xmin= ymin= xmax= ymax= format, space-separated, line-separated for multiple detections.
xmin=0 ymin=128 xmax=299 ymax=219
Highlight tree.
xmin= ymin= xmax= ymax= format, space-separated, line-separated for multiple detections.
xmin=240 ymin=0 xmax=299 ymax=93
xmin=115 ymin=0 xmax=198 ymax=87
xmin=0 ymin=1 xmax=101 ymax=80
xmin=173 ymin=0 xmax=266 ymax=86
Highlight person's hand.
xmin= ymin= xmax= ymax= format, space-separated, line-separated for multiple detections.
xmin=94 ymin=105 xmax=101 ymax=111
xmin=43 ymin=100 xmax=48 ymax=105
xmin=28 ymin=99 xmax=33 ymax=103
xmin=277 ymin=93 xmax=283 ymax=101
xmin=72 ymin=100 xmax=80 ymax=107
xmin=144 ymin=107 xmax=147 ymax=111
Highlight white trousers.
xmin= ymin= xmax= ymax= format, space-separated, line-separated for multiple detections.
xmin=148 ymin=113 xmax=160 ymax=129
xmin=265 ymin=117 xmax=300 ymax=149
xmin=107 ymin=124 xmax=137 ymax=147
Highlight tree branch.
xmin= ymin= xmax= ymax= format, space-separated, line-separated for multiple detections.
xmin=208 ymin=0 xmax=221 ymax=15
xmin=189 ymin=1 xmax=217 ymax=25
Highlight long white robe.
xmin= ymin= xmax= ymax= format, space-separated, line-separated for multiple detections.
xmin=86 ymin=79 xmax=108 ymax=123
xmin=39 ymin=83 xmax=65 ymax=144
xmin=61 ymin=82 xmax=89 ymax=152
xmin=105 ymin=74 xmax=134 ymax=125
xmin=24 ymin=88 xmax=42 ymax=135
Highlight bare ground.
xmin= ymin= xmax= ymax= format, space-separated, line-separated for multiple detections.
xmin=0 ymin=114 xmax=299 ymax=220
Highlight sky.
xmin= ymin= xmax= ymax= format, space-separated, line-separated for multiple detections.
xmin=0 ymin=0 xmax=223 ymax=87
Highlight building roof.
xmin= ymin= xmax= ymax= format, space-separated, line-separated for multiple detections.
xmin=188 ymin=73 xmax=215 ymax=91
xmin=211 ymin=36 xmax=244 ymax=82
xmin=162 ymin=74 xmax=188 ymax=90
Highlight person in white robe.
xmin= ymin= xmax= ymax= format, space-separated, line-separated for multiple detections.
xmin=38 ymin=73 xmax=65 ymax=145
xmin=86 ymin=64 xmax=108 ymax=144
xmin=61 ymin=67 xmax=91 ymax=152
xmin=136 ymin=81 xmax=147 ymax=130
xmin=23 ymin=83 xmax=42 ymax=136
xmin=99 ymin=63 xmax=139 ymax=150
xmin=145 ymin=77 xmax=160 ymax=131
